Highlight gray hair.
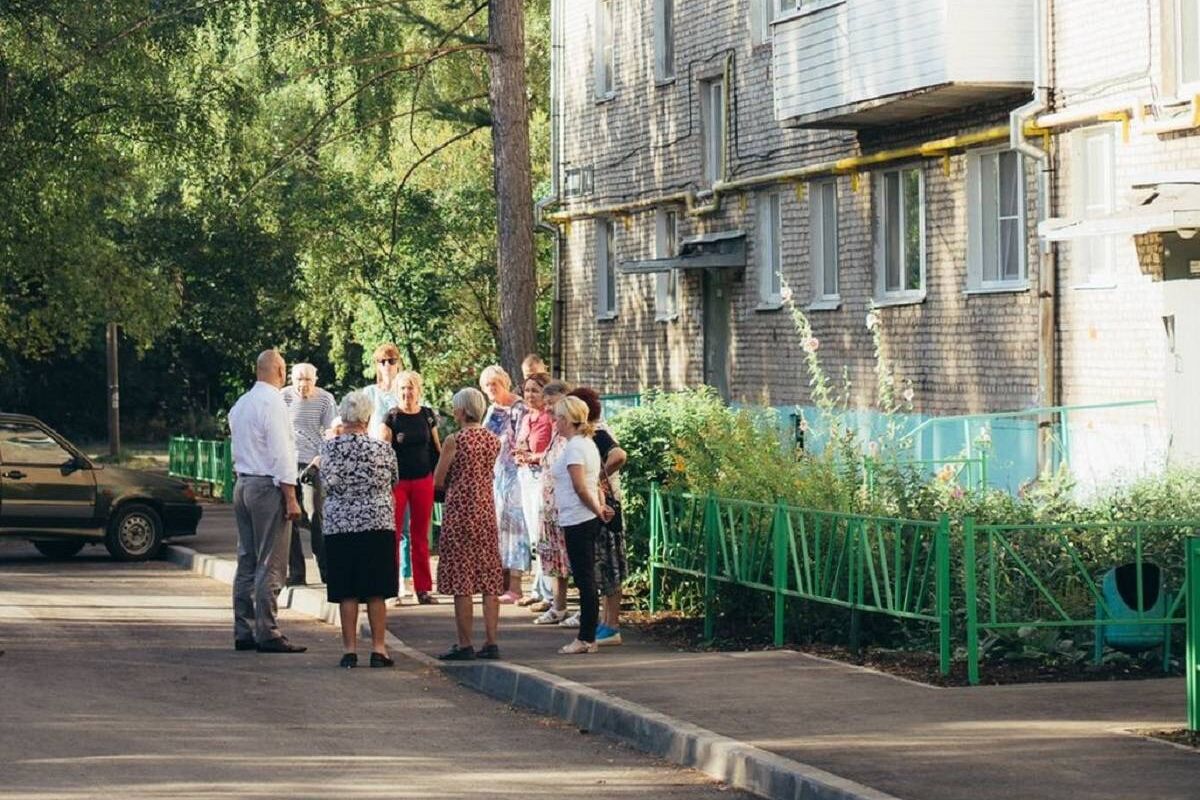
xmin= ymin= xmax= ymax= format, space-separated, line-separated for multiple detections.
xmin=291 ymin=362 xmax=317 ymax=381
xmin=339 ymin=390 xmax=374 ymax=426
xmin=452 ymin=387 xmax=487 ymax=423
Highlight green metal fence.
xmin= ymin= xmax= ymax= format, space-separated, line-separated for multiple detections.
xmin=963 ymin=518 xmax=1198 ymax=685
xmin=1188 ymin=536 xmax=1199 ymax=733
xmin=168 ymin=436 xmax=234 ymax=501
xmin=865 ymin=453 xmax=989 ymax=495
xmin=648 ymin=484 xmax=952 ymax=674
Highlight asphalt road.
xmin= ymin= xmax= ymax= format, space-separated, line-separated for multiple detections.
xmin=0 ymin=540 xmax=745 ymax=799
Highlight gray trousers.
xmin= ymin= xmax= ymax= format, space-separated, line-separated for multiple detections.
xmin=233 ymin=476 xmax=291 ymax=643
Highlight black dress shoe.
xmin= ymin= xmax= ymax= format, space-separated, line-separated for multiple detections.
xmin=234 ymin=638 xmax=256 ymax=652
xmin=416 ymin=592 xmax=438 ymax=605
xmin=339 ymin=653 xmax=358 ymax=669
xmin=256 ymin=637 xmax=307 ymax=653
xmin=369 ymin=652 xmax=394 ymax=668
xmin=437 ymin=644 xmax=475 ymax=661
xmin=476 ymin=643 xmax=500 ymax=660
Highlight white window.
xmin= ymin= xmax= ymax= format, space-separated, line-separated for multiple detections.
xmin=654 ymin=0 xmax=675 ymax=83
xmin=1176 ymin=0 xmax=1200 ymax=89
xmin=809 ymin=179 xmax=839 ymax=306
xmin=654 ymin=208 xmax=679 ymax=321
xmin=874 ymin=166 xmax=926 ymax=303
xmin=1073 ymin=126 xmax=1116 ymax=287
xmin=701 ymin=77 xmax=726 ymax=186
xmin=757 ymin=191 xmax=784 ymax=307
xmin=594 ymin=0 xmax=615 ymax=99
xmin=596 ymin=218 xmax=618 ymax=318
xmin=967 ymin=148 xmax=1027 ymax=291
xmin=751 ymin=0 xmax=799 ymax=45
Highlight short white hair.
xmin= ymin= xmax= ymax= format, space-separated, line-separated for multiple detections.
xmin=479 ymin=364 xmax=511 ymax=390
xmin=291 ymin=362 xmax=317 ymax=381
xmin=452 ymin=387 xmax=487 ymax=423
xmin=339 ymin=390 xmax=373 ymax=426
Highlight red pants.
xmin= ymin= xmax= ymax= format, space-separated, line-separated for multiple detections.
xmin=393 ymin=476 xmax=434 ymax=593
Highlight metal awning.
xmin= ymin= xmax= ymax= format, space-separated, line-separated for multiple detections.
xmin=619 ymin=230 xmax=746 ymax=274
xmin=1040 ymin=180 xmax=1200 ymax=241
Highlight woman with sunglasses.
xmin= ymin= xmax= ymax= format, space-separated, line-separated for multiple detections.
xmin=362 ymin=343 xmax=403 ymax=442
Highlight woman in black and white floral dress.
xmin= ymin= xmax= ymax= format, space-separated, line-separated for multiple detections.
xmin=320 ymin=390 xmax=399 ymax=668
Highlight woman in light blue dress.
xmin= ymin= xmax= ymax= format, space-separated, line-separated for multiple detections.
xmin=480 ymin=365 xmax=529 ymax=603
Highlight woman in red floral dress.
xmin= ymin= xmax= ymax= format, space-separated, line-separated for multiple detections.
xmin=433 ymin=386 xmax=503 ymax=661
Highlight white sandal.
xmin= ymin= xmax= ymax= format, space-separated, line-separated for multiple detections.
xmin=560 ymin=611 xmax=581 ymax=628
xmin=559 ymin=639 xmax=598 ymax=655
xmin=533 ymin=607 xmax=568 ymax=625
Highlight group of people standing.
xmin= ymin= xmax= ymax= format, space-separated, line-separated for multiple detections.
xmin=226 ymin=345 xmax=629 ymax=668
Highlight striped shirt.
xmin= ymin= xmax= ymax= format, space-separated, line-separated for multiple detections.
xmin=282 ymin=385 xmax=337 ymax=464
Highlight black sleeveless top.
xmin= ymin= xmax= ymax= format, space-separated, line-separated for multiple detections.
xmin=383 ymin=406 xmax=440 ymax=480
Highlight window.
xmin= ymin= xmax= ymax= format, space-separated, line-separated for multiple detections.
xmin=655 ymin=208 xmax=679 ymax=321
xmin=1177 ymin=0 xmax=1200 ymax=88
xmin=757 ymin=191 xmax=784 ymax=306
xmin=0 ymin=423 xmax=72 ymax=466
xmin=596 ymin=218 xmax=618 ymax=318
xmin=1073 ymin=126 xmax=1116 ymax=286
xmin=751 ymin=0 xmax=799 ymax=45
xmin=654 ymin=0 xmax=675 ymax=82
xmin=701 ymin=77 xmax=726 ymax=186
xmin=594 ymin=0 xmax=615 ymax=99
xmin=564 ymin=166 xmax=594 ymax=198
xmin=809 ymin=179 xmax=839 ymax=306
xmin=967 ymin=149 xmax=1027 ymax=291
xmin=874 ymin=166 xmax=926 ymax=302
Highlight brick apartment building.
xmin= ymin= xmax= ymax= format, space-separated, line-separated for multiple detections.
xmin=539 ymin=0 xmax=1200 ymax=484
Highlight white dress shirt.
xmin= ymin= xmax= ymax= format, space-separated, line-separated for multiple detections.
xmin=229 ymin=381 xmax=297 ymax=486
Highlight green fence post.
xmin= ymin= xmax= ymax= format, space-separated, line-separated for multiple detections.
xmin=703 ymin=492 xmax=718 ymax=642
xmin=772 ymin=501 xmax=788 ymax=648
xmin=936 ymin=514 xmax=952 ymax=676
xmin=848 ymin=519 xmax=862 ymax=655
xmin=1187 ymin=536 xmax=1200 ymax=733
xmin=222 ymin=439 xmax=234 ymax=502
xmin=649 ymin=483 xmax=661 ymax=614
xmin=979 ymin=450 xmax=989 ymax=492
xmin=964 ymin=517 xmax=980 ymax=685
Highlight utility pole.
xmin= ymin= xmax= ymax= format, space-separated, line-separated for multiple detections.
xmin=106 ymin=322 xmax=121 ymax=460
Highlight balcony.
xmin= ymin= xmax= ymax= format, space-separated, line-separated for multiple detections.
xmin=773 ymin=0 xmax=1034 ymax=129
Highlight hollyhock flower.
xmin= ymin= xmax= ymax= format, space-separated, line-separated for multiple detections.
xmin=802 ymin=336 xmax=820 ymax=353
xmin=865 ymin=311 xmax=880 ymax=331
xmin=902 ymin=387 xmax=915 ymax=404
xmin=780 ymin=285 xmax=794 ymax=303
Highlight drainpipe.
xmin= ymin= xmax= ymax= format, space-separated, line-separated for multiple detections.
xmin=534 ymin=0 xmax=564 ymax=378
xmin=1011 ymin=0 xmax=1058 ymax=470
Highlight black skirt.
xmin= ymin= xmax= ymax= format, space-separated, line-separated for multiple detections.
xmin=324 ymin=529 xmax=399 ymax=602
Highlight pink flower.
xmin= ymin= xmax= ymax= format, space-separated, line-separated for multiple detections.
xmin=780 ymin=286 xmax=794 ymax=303
xmin=802 ymin=336 xmax=820 ymax=353
xmin=902 ymin=387 xmax=914 ymax=403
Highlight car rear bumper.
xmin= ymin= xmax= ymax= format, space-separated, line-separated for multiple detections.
xmin=163 ymin=502 xmax=202 ymax=537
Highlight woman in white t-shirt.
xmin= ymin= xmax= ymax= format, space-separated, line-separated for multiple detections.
xmin=550 ymin=396 xmax=614 ymax=654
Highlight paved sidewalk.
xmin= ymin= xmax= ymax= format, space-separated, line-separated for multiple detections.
xmin=388 ymin=594 xmax=1198 ymax=800
xmin=181 ymin=509 xmax=1200 ymax=799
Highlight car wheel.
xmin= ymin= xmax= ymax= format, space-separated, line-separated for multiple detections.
xmin=105 ymin=503 xmax=164 ymax=561
xmin=32 ymin=540 xmax=87 ymax=560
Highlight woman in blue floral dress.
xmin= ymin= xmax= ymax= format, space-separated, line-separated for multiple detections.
xmin=480 ymin=365 xmax=529 ymax=603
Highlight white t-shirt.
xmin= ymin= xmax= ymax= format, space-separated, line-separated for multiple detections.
xmin=552 ymin=434 xmax=601 ymax=527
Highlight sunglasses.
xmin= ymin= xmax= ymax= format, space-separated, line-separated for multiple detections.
xmin=376 ymin=358 xmax=399 ymax=366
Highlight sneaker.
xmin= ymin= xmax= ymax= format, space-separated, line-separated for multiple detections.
xmin=560 ymin=611 xmax=580 ymax=628
xmin=476 ymin=643 xmax=501 ymax=660
xmin=438 ymin=644 xmax=476 ymax=661
xmin=533 ymin=607 xmax=568 ymax=625
xmin=596 ymin=626 xmax=623 ymax=647
xmin=528 ymin=599 xmax=551 ymax=613
xmin=559 ymin=638 xmax=598 ymax=655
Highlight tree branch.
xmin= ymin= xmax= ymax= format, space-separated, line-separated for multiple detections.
xmin=388 ymin=123 xmax=487 ymax=253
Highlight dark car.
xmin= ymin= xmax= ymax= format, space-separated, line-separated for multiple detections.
xmin=0 ymin=413 xmax=202 ymax=560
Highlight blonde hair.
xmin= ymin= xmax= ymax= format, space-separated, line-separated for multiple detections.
xmin=555 ymin=396 xmax=595 ymax=437
xmin=393 ymin=370 xmax=423 ymax=401
xmin=479 ymin=364 xmax=512 ymax=391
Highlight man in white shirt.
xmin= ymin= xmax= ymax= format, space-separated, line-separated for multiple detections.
xmin=281 ymin=362 xmax=336 ymax=586
xmin=228 ymin=349 xmax=305 ymax=653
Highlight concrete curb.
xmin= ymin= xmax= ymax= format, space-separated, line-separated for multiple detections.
xmin=163 ymin=544 xmax=900 ymax=800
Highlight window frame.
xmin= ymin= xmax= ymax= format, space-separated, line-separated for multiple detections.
xmin=0 ymin=422 xmax=75 ymax=467
xmin=654 ymin=208 xmax=679 ymax=322
xmin=751 ymin=0 xmax=799 ymax=45
xmin=594 ymin=0 xmax=616 ymax=101
xmin=873 ymin=165 xmax=927 ymax=306
xmin=1071 ymin=125 xmax=1118 ymax=290
xmin=756 ymin=190 xmax=785 ymax=309
xmin=596 ymin=218 xmax=618 ymax=319
xmin=653 ymin=0 xmax=675 ymax=84
xmin=966 ymin=147 xmax=1030 ymax=294
xmin=808 ymin=178 xmax=840 ymax=310
xmin=1175 ymin=0 xmax=1200 ymax=94
xmin=700 ymin=76 xmax=726 ymax=187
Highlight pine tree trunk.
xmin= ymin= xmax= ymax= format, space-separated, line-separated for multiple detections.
xmin=488 ymin=0 xmax=537 ymax=378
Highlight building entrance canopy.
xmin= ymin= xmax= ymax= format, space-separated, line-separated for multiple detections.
xmin=619 ymin=230 xmax=746 ymax=274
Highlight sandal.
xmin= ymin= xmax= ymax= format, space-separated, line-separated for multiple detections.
xmin=498 ymin=591 xmax=522 ymax=605
xmin=528 ymin=600 xmax=551 ymax=613
xmin=416 ymin=592 xmax=438 ymax=605
xmin=559 ymin=639 xmax=598 ymax=655
xmin=560 ymin=611 xmax=580 ymax=628
xmin=533 ymin=607 xmax=569 ymax=625
xmin=516 ymin=595 xmax=539 ymax=607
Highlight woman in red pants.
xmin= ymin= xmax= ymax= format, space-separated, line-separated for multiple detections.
xmin=384 ymin=371 xmax=441 ymax=604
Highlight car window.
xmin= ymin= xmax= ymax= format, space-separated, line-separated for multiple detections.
xmin=0 ymin=422 xmax=73 ymax=466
